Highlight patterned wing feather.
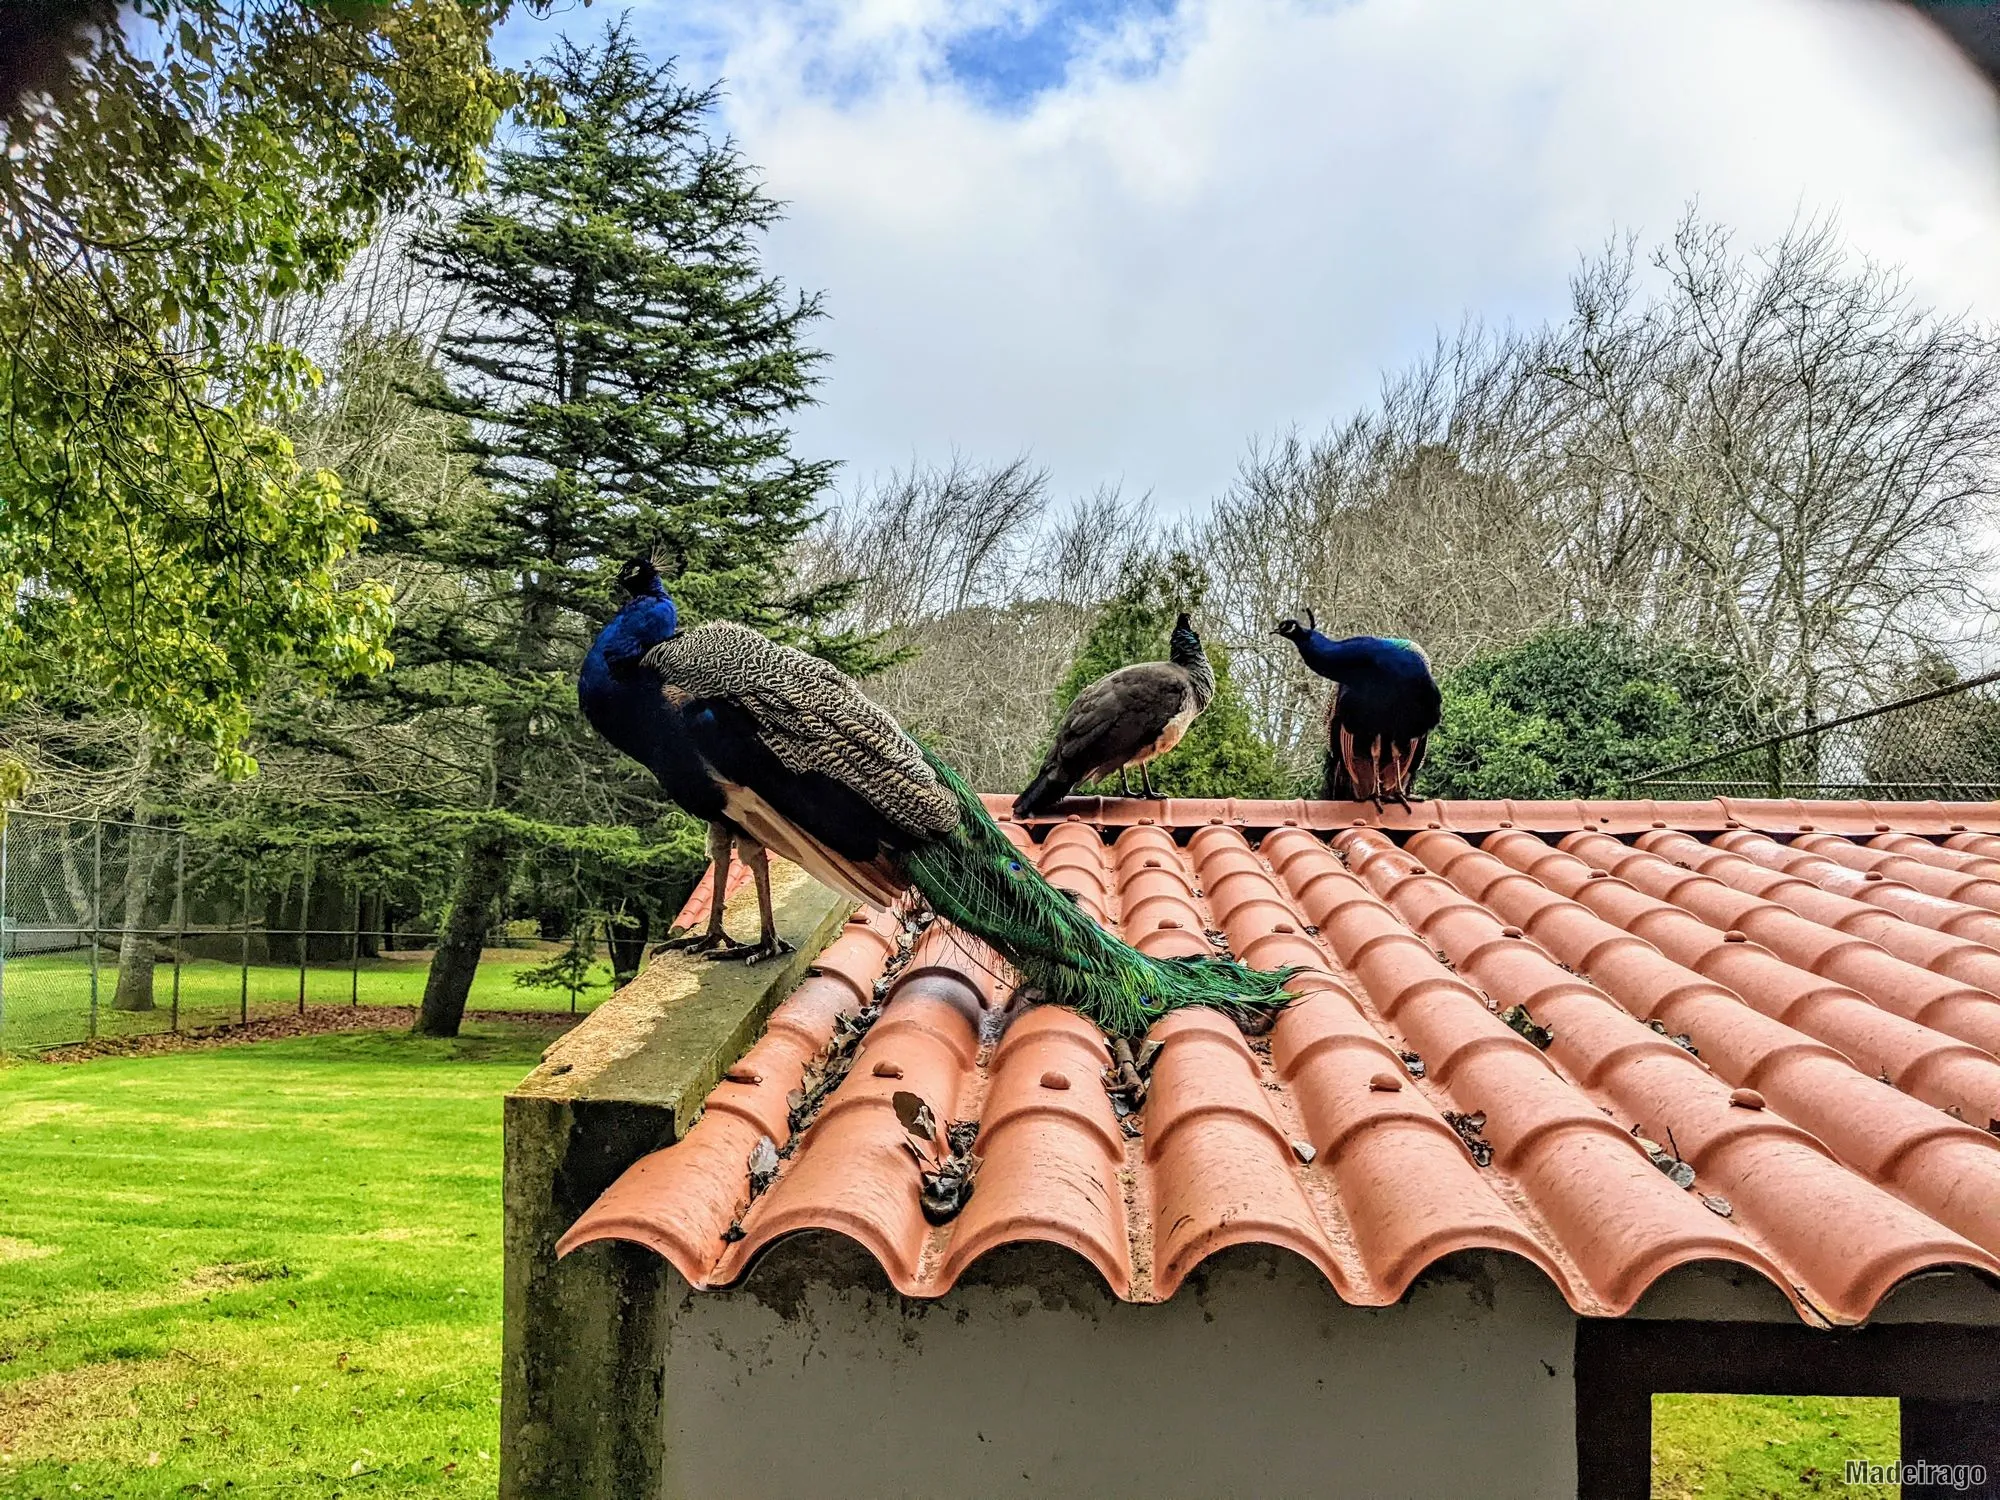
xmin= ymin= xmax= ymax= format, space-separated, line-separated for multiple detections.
xmin=1053 ymin=664 xmax=1189 ymax=779
xmin=644 ymin=622 xmax=957 ymax=837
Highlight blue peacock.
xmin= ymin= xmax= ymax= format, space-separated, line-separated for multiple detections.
xmin=578 ymin=556 xmax=1293 ymax=1037
xmin=1276 ymin=610 xmax=1442 ymax=808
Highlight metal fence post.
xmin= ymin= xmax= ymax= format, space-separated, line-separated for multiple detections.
xmin=240 ymin=858 xmax=250 ymax=1026
xmin=297 ymin=845 xmax=311 ymax=1016
xmin=171 ymin=830 xmax=185 ymax=1032
xmin=351 ymin=885 xmax=362 ymax=1007
xmin=88 ymin=818 xmax=101 ymax=1039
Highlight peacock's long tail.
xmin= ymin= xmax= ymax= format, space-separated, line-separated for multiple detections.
xmin=902 ymin=751 xmax=1295 ymax=1038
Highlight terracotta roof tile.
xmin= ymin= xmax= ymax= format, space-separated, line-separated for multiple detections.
xmin=558 ymin=800 xmax=2000 ymax=1325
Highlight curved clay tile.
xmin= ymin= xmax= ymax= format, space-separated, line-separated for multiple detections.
xmin=560 ymin=810 xmax=2000 ymax=1326
xmin=1652 ymin=831 xmax=2000 ymax=1000
xmin=1142 ymin=1009 xmax=1349 ymax=1298
xmin=1484 ymin=830 xmax=2000 ymax=1123
xmin=1340 ymin=830 xmax=2000 ymax=1324
xmin=718 ymin=973 xmax=983 ymax=1292
xmin=1412 ymin=829 xmax=2000 ymax=1259
xmin=1569 ymin=831 xmax=2000 ymax=1057
xmin=938 ymin=1005 xmax=1132 ymax=1295
xmin=1947 ymin=831 xmax=2000 ymax=862
xmin=554 ymin=911 xmax=901 ymax=1278
xmin=1865 ymin=832 xmax=2000 ymax=899
xmin=1265 ymin=828 xmax=1786 ymax=1315
xmin=1719 ymin=829 xmax=2000 ymax=949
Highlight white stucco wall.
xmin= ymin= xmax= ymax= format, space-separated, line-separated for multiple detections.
xmin=654 ymin=1244 xmax=1577 ymax=1500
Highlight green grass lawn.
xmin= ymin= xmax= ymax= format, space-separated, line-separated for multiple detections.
xmin=0 ymin=1024 xmax=557 ymax=1497
xmin=1653 ymin=1393 xmax=1900 ymax=1497
xmin=0 ymin=948 xmax=613 ymax=1053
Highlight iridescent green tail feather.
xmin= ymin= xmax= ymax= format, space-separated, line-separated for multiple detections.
xmin=902 ymin=751 xmax=1295 ymax=1037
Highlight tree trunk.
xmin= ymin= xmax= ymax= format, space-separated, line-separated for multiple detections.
xmin=264 ymin=878 xmax=303 ymax=968
xmin=112 ymin=824 xmax=168 ymax=1012
xmin=606 ymin=904 xmax=650 ymax=987
xmin=112 ymin=925 xmax=157 ymax=1011
xmin=305 ymin=865 xmax=351 ymax=963
xmin=416 ymin=834 xmax=512 ymax=1037
xmin=357 ymin=890 xmax=382 ymax=960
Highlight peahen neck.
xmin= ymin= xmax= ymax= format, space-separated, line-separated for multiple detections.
xmin=1172 ymin=622 xmax=1216 ymax=711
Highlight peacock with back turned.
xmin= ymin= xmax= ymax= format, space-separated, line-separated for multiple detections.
xmin=1276 ymin=611 xmax=1442 ymax=809
xmin=578 ymin=557 xmax=1292 ymax=1037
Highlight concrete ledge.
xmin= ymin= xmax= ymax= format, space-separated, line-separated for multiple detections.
xmin=502 ymin=862 xmax=854 ymax=1500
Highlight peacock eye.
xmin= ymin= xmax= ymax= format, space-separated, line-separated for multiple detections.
xmin=1007 ymin=860 xmax=1023 ymax=875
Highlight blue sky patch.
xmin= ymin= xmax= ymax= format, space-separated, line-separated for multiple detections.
xmin=943 ymin=0 xmax=1177 ymax=107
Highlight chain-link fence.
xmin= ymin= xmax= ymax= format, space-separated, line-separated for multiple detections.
xmin=0 ymin=810 xmax=612 ymax=1054
xmin=1628 ymin=669 xmax=2000 ymax=800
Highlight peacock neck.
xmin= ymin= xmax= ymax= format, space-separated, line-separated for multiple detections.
xmin=1300 ymin=630 xmax=1429 ymax=684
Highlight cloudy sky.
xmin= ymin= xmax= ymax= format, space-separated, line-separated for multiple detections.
xmin=495 ymin=0 xmax=2000 ymax=514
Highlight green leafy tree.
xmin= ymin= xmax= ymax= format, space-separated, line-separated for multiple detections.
xmin=1049 ymin=552 xmax=1289 ymax=800
xmin=514 ymin=916 xmax=603 ymax=1013
xmin=389 ymin=25 xmax=872 ymax=1036
xmin=1423 ymin=624 xmax=1774 ymax=799
xmin=0 ymin=0 xmax=528 ymax=777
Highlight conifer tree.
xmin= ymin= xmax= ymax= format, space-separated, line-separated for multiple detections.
xmin=386 ymin=24 xmax=859 ymax=1035
xmin=1050 ymin=552 xmax=1289 ymax=800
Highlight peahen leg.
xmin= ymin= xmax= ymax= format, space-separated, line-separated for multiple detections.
xmin=731 ymin=840 xmax=794 ymax=966
xmin=1140 ymin=762 xmax=1156 ymax=799
xmin=666 ymin=823 xmax=742 ymax=955
xmin=1119 ymin=767 xmax=1132 ymax=797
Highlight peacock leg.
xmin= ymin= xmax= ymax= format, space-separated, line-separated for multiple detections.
xmin=1338 ymin=725 xmax=1364 ymax=805
xmin=667 ymin=822 xmax=742 ymax=954
xmin=730 ymin=840 xmax=794 ymax=966
xmin=1368 ymin=737 xmax=1386 ymax=811
xmin=1140 ymin=762 xmax=1156 ymax=799
xmin=1386 ymin=742 xmax=1412 ymax=811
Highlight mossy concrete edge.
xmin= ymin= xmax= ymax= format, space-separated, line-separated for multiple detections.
xmin=502 ymin=863 xmax=855 ymax=1500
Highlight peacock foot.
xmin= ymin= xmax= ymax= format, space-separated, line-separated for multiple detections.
xmin=667 ymin=928 xmax=743 ymax=956
xmin=705 ymin=935 xmax=791 ymax=965
xmin=737 ymin=936 xmax=796 ymax=967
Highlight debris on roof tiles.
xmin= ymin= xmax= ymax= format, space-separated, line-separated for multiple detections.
xmin=1444 ymin=1110 xmax=1494 ymax=1168
xmin=747 ymin=1136 xmax=779 ymax=1198
xmin=1635 ymin=1131 xmax=1696 ymax=1191
xmin=1500 ymin=1004 xmax=1556 ymax=1050
xmin=1103 ymin=1035 xmax=1161 ymax=1115
xmin=558 ymin=800 xmax=2000 ymax=1325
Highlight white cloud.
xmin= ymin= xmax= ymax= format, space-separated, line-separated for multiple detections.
xmin=516 ymin=0 xmax=2000 ymax=512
